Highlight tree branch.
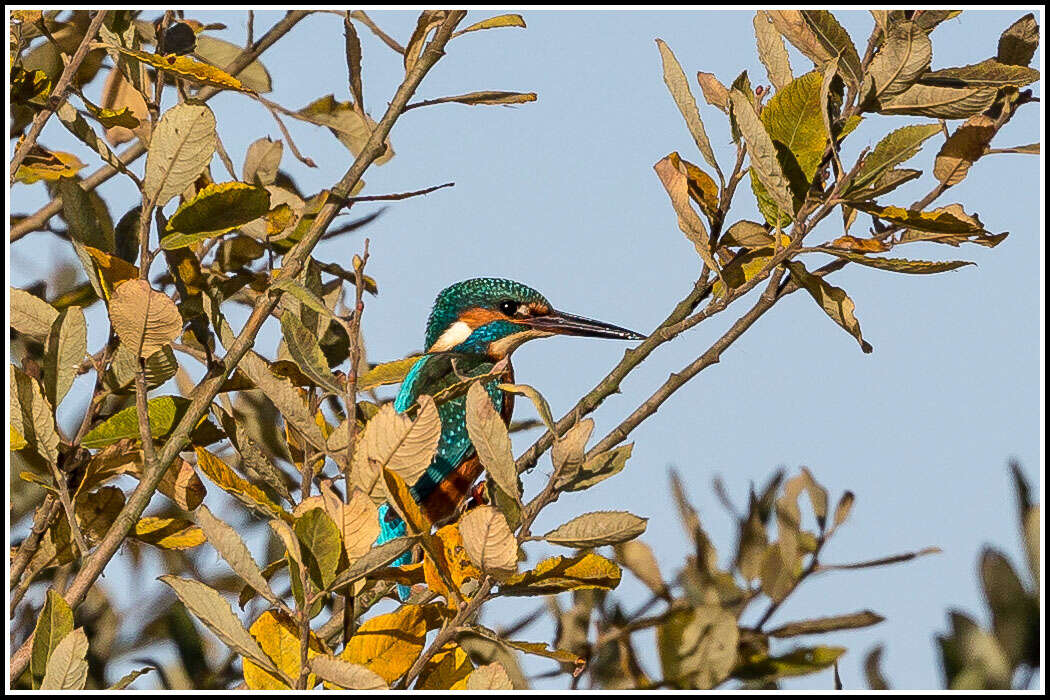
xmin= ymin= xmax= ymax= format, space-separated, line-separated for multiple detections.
xmin=8 ymin=9 xmax=469 ymax=683
xmin=9 ymin=10 xmax=108 ymax=183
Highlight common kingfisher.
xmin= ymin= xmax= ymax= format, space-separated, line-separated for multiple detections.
xmin=376 ymin=278 xmax=644 ymax=587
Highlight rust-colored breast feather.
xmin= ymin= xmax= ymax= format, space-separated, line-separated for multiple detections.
xmin=419 ymin=363 xmax=515 ymax=525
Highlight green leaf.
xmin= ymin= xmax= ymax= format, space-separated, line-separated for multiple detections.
xmin=279 ymin=309 xmax=341 ymax=395
xmin=107 ymin=667 xmax=155 ymax=690
xmin=850 ymin=123 xmax=941 ymax=192
xmin=195 ymin=446 xmax=289 ymax=522
xmin=769 ymin=610 xmax=884 ymax=638
xmin=554 ymin=443 xmax=633 ymax=492
xmin=195 ymin=505 xmax=280 ymax=606
xmin=862 ymin=21 xmax=931 ymax=106
xmin=658 ymin=606 xmax=739 ymax=689
xmin=104 ymin=344 xmax=178 ymax=393
xmin=733 ymin=645 xmax=846 ymax=681
xmin=161 ymin=182 xmax=271 ymax=249
xmin=10 ymin=366 xmax=60 ymax=465
xmin=325 ymin=536 xmax=418 ymax=592
xmin=854 ymin=202 xmax=990 ymax=235
xmin=295 ymin=507 xmax=344 ymax=590
xmin=765 ymin=10 xmax=832 ymax=68
xmin=40 ymin=627 xmax=88 ymax=690
xmin=31 ymin=589 xmax=74 ymax=689
xmin=763 ymin=71 xmax=828 ymax=181
xmin=997 ymin=13 xmax=1039 ymax=67
xmin=920 ymin=58 xmax=1040 ymax=88
xmin=159 ymin=575 xmax=282 ymax=679
xmin=979 ymin=548 xmax=1037 ymax=667
xmin=876 ymin=83 xmax=997 ymax=119
xmin=43 ymin=306 xmax=87 ymax=410
xmin=143 ymin=103 xmax=217 ymax=207
xmin=81 ymin=395 xmax=190 ymax=448
xmin=357 ymin=356 xmax=424 ymax=392
xmin=845 ymin=168 xmax=922 ymax=202
xmin=543 ymin=511 xmax=647 ymax=548
xmin=814 ymin=249 xmax=975 ymax=275
xmin=730 ymin=88 xmax=795 ymax=221
xmin=938 ymin=611 xmax=1012 ymax=689
xmin=656 ymin=39 xmax=722 ymax=180
xmin=800 ymin=10 xmax=862 ymax=87
xmin=55 ymin=100 xmax=135 ymax=179
xmin=786 ymin=261 xmax=873 ymax=353
xmin=194 ymin=34 xmax=272 ymax=92
xmin=497 ymin=383 xmax=556 ymax=434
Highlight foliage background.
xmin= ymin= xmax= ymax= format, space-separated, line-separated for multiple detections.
xmin=8 ymin=9 xmax=1041 ymax=689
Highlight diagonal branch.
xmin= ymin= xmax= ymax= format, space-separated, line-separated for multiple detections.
xmin=9 ymin=10 xmax=109 ymax=183
xmin=10 ymin=10 xmax=312 ymax=242
xmin=8 ymin=10 xmax=469 ymax=683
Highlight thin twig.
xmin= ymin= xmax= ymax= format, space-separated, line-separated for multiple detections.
xmin=9 ymin=10 xmax=108 ymax=183
xmin=349 ymin=10 xmax=406 ymax=54
xmin=345 ymin=182 xmax=454 ymax=202
xmin=339 ymin=238 xmax=369 ymax=646
xmin=10 ymin=10 xmax=312 ymax=242
xmin=9 ymin=10 xmax=469 ymax=682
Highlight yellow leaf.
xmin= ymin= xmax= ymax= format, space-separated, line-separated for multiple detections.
xmin=15 ymin=148 xmax=85 ymax=184
xmin=340 ymin=605 xmax=428 ymax=683
xmin=499 ymin=553 xmax=622 ymax=596
xmin=11 ymin=425 xmax=28 ymax=451
xmin=131 ymin=516 xmax=205 ymax=549
xmin=83 ymin=245 xmax=138 ymax=300
xmin=243 ymin=610 xmax=322 ymax=689
xmin=104 ymin=44 xmax=253 ymax=93
xmin=454 ymin=14 xmax=526 ymax=35
xmin=417 ymin=643 xmax=474 ymax=690
xmin=382 ymin=467 xmax=430 ymax=536
xmin=161 ymin=182 xmax=272 ymax=249
xmin=423 ymin=523 xmax=482 ymax=606
xmin=195 ymin=447 xmax=291 ymax=522
xmin=357 ymin=356 xmax=423 ymax=392
xmin=827 ymin=235 xmax=890 ymax=253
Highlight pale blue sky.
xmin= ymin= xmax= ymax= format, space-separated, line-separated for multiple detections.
xmin=10 ymin=9 xmax=1042 ymax=690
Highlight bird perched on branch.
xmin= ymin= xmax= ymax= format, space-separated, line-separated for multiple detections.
xmin=376 ymin=277 xmax=644 ymax=594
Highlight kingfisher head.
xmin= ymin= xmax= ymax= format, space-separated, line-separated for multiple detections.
xmin=424 ymin=278 xmax=644 ymax=359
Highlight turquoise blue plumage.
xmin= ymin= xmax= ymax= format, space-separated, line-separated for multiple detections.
xmin=371 ymin=278 xmax=644 ymax=599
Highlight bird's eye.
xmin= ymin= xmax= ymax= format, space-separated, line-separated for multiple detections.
xmin=498 ymin=300 xmax=519 ymax=316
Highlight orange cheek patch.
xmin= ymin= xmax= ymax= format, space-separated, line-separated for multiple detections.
xmin=460 ymin=307 xmax=509 ymax=327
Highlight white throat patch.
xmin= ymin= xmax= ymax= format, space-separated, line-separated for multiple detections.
xmin=428 ymin=320 xmax=473 ymax=352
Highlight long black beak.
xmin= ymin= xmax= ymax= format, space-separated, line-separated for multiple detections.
xmin=525 ymin=309 xmax=646 ymax=341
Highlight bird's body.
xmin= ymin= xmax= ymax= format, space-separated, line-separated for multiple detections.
xmin=375 ymin=278 xmax=643 ymax=585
